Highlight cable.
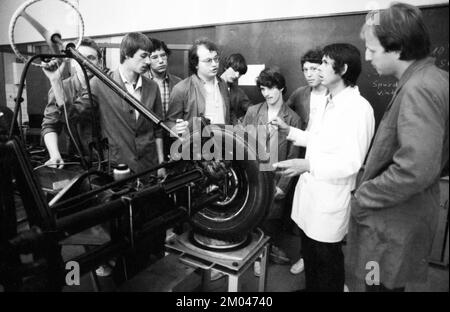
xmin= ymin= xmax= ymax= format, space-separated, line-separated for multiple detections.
xmin=57 ymin=62 xmax=88 ymax=170
xmin=33 ymin=162 xmax=81 ymax=171
xmin=32 ymin=159 xmax=108 ymax=171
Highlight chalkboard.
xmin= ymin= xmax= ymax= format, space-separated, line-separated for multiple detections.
xmin=16 ymin=5 xmax=448 ymax=132
xmin=216 ymin=4 xmax=449 ymax=128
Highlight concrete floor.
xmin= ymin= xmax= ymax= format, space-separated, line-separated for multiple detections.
xmin=63 ymin=230 xmax=449 ymax=292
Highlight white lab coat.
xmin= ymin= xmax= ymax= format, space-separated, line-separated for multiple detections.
xmin=289 ymin=86 xmax=375 ymax=242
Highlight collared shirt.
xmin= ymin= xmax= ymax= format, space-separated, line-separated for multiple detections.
xmin=147 ymin=71 xmax=170 ymax=119
xmin=306 ymin=90 xmax=328 ymax=131
xmin=202 ymin=77 xmax=225 ymax=124
xmin=119 ymin=68 xmax=143 ymax=120
xmin=287 ymin=86 xmax=375 ymax=242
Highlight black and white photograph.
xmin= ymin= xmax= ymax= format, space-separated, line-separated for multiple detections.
xmin=0 ymin=0 xmax=448 ymax=297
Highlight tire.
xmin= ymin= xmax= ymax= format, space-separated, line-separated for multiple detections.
xmin=182 ymin=125 xmax=274 ymax=241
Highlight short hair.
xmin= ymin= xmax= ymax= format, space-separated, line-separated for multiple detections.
xmin=188 ymin=37 xmax=219 ymax=74
xmin=149 ymin=37 xmax=171 ymax=56
xmin=256 ymin=67 xmax=287 ymax=95
xmin=362 ymin=2 xmax=430 ymax=60
xmin=224 ymin=53 xmax=248 ymax=75
xmin=120 ymin=32 xmax=152 ymax=64
xmin=301 ymin=48 xmax=323 ymax=67
xmin=80 ymin=37 xmax=102 ymax=60
xmin=322 ymin=43 xmax=361 ymax=87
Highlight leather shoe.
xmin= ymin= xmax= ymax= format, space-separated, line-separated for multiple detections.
xmin=290 ymin=258 xmax=304 ymax=274
xmin=269 ymin=245 xmax=290 ymax=264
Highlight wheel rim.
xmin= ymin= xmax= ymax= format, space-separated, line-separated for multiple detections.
xmin=197 ymin=162 xmax=250 ymax=222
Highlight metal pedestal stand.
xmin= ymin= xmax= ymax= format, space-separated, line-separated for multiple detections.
xmin=165 ymin=229 xmax=270 ymax=292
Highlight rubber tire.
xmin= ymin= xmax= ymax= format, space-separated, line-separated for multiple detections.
xmin=185 ymin=125 xmax=274 ymax=241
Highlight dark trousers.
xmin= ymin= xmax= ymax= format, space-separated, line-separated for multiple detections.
xmin=301 ymin=230 xmax=345 ymax=292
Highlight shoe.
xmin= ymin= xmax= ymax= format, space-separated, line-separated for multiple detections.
xmin=344 ymin=284 xmax=349 ymax=292
xmin=290 ymin=258 xmax=304 ymax=274
xmin=210 ymin=270 xmax=226 ymax=281
xmin=253 ymin=261 xmax=261 ymax=277
xmin=95 ymin=264 xmax=113 ymax=277
xmin=269 ymin=245 xmax=290 ymax=265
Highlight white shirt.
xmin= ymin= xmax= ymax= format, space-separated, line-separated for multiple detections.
xmin=288 ymin=86 xmax=375 ymax=242
xmin=119 ymin=68 xmax=143 ymax=120
xmin=307 ymin=90 xmax=328 ymax=131
xmin=203 ymin=77 xmax=225 ymax=124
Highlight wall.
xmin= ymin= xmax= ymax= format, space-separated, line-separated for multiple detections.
xmin=216 ymin=5 xmax=449 ymax=127
xmin=1 ymin=0 xmax=448 ymax=45
xmin=0 ymin=1 xmax=448 ymax=130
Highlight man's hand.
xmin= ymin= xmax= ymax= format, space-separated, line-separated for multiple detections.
xmin=273 ymin=159 xmax=310 ymax=178
xmin=274 ymin=186 xmax=286 ymax=200
xmin=42 ymin=59 xmax=68 ymax=108
xmin=41 ymin=58 xmax=66 ymax=82
xmin=268 ymin=117 xmax=290 ymax=135
xmin=45 ymin=153 xmax=65 ymax=169
xmin=157 ymin=168 xmax=167 ymax=178
xmin=175 ymin=119 xmax=189 ymax=136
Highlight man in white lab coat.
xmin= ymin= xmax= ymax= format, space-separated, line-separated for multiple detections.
xmin=271 ymin=43 xmax=375 ymax=292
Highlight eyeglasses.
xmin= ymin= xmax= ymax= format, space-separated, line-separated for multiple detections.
xmin=199 ymin=56 xmax=220 ymax=65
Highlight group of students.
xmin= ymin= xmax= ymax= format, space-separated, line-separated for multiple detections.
xmin=40 ymin=2 xmax=448 ymax=292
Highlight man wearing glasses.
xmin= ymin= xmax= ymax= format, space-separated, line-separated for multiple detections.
xmin=165 ymin=37 xmax=230 ymax=136
xmin=145 ymin=38 xmax=181 ymax=159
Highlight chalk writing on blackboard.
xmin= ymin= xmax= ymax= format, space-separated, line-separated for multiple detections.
xmin=372 ymin=80 xmax=398 ymax=96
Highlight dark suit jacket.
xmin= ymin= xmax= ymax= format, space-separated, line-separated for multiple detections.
xmin=72 ymin=69 xmax=163 ymax=174
xmin=165 ymin=75 xmax=231 ymax=129
xmin=228 ymin=83 xmax=252 ymax=125
xmin=285 ymin=85 xmax=311 ymax=130
xmin=347 ymin=57 xmax=449 ymax=289
xmin=167 ymin=73 xmax=182 ymax=94
xmin=242 ymin=102 xmax=302 ymax=193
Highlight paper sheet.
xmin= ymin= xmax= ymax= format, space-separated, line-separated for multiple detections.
xmin=238 ymin=64 xmax=265 ymax=86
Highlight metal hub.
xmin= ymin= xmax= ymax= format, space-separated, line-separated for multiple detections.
xmin=191 ymin=232 xmax=249 ymax=251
